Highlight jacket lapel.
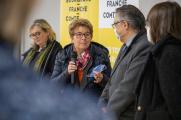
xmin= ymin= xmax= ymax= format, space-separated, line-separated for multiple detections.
xmin=111 ymin=46 xmax=129 ymax=77
xmin=111 ymin=31 xmax=145 ymax=77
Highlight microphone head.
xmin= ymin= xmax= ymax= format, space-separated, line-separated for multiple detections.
xmin=71 ymin=51 xmax=77 ymax=60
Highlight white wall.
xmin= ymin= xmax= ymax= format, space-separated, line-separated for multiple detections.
xmin=21 ymin=0 xmax=181 ymax=53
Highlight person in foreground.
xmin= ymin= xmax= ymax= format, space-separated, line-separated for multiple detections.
xmin=135 ymin=1 xmax=181 ymax=120
xmin=0 ymin=1 xmax=110 ymax=120
xmin=22 ymin=19 xmax=62 ymax=80
xmin=0 ymin=0 xmax=38 ymax=80
xmin=99 ymin=5 xmax=151 ymax=120
xmin=51 ymin=18 xmax=111 ymax=101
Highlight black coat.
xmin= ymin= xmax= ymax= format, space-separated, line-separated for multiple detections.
xmin=51 ymin=42 xmax=111 ymax=101
xmin=135 ymin=35 xmax=181 ymax=120
xmin=22 ymin=40 xmax=62 ymax=80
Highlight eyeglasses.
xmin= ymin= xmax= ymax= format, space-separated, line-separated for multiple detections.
xmin=29 ymin=32 xmax=41 ymax=38
xmin=112 ymin=20 xmax=124 ymax=28
xmin=73 ymin=32 xmax=91 ymax=39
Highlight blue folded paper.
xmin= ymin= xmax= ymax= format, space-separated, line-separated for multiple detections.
xmin=88 ymin=64 xmax=107 ymax=78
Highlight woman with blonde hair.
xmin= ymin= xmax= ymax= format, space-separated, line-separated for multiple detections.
xmin=22 ymin=19 xmax=62 ymax=80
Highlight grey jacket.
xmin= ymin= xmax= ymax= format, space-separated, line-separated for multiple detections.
xmin=99 ymin=32 xmax=151 ymax=120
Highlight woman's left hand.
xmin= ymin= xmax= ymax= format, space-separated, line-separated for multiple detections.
xmin=94 ymin=72 xmax=103 ymax=83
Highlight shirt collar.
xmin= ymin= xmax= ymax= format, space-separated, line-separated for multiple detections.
xmin=38 ymin=43 xmax=47 ymax=52
xmin=125 ymin=33 xmax=137 ymax=47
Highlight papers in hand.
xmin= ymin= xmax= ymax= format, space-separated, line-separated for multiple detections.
xmin=88 ymin=64 xmax=107 ymax=78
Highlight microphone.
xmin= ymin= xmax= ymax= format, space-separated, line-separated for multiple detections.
xmin=70 ymin=51 xmax=77 ymax=84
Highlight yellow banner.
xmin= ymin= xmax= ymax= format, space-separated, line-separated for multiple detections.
xmin=60 ymin=0 xmax=139 ymax=66
xmin=60 ymin=0 xmax=98 ymax=46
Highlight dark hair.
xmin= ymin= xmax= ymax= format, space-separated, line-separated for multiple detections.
xmin=147 ymin=1 xmax=181 ymax=43
xmin=69 ymin=18 xmax=93 ymax=38
xmin=116 ymin=5 xmax=146 ymax=32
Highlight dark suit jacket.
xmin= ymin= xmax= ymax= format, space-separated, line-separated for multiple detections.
xmin=135 ymin=35 xmax=181 ymax=120
xmin=99 ymin=31 xmax=151 ymax=120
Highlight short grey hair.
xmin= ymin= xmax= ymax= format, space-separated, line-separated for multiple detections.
xmin=116 ymin=5 xmax=146 ymax=32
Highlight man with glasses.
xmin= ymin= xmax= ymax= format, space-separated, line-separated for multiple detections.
xmin=99 ymin=5 xmax=151 ymax=120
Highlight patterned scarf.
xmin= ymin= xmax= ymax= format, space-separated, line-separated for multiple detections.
xmin=23 ymin=40 xmax=54 ymax=73
xmin=76 ymin=49 xmax=91 ymax=70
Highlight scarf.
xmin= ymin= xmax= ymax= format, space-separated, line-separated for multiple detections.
xmin=76 ymin=49 xmax=91 ymax=70
xmin=75 ymin=49 xmax=90 ymax=82
xmin=23 ymin=40 xmax=54 ymax=73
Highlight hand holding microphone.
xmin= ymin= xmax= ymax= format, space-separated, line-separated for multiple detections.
xmin=68 ymin=61 xmax=77 ymax=74
xmin=68 ymin=52 xmax=77 ymax=74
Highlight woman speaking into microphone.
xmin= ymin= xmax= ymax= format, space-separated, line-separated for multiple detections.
xmin=51 ymin=19 xmax=111 ymax=101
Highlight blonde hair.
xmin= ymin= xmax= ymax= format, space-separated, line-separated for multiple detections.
xmin=30 ymin=19 xmax=56 ymax=41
